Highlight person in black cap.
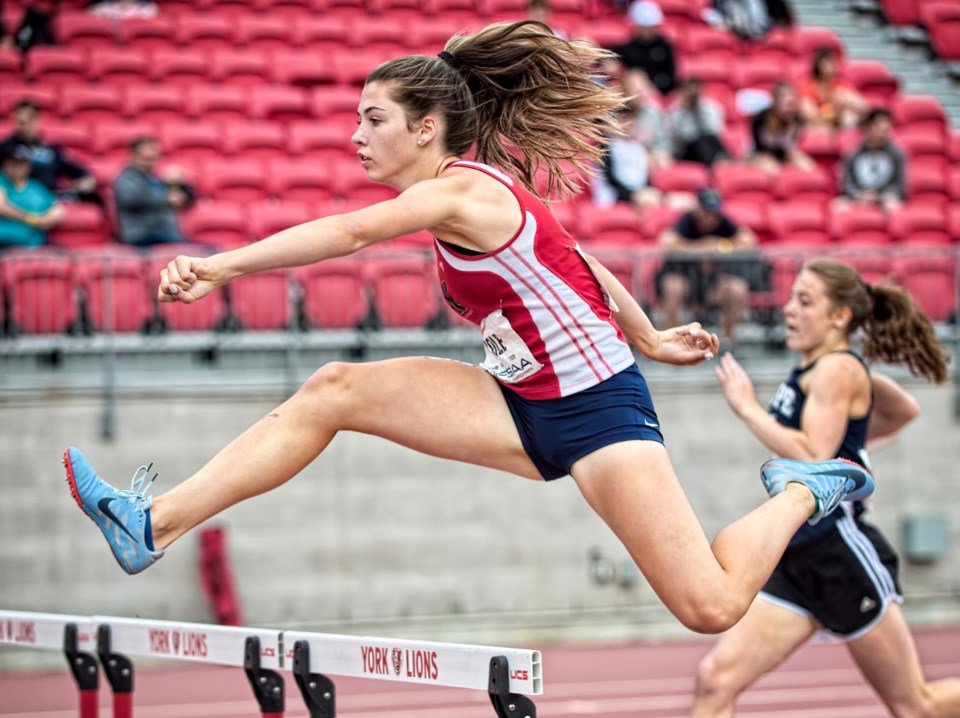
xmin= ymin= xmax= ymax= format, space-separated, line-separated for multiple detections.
xmin=656 ymin=187 xmax=759 ymax=344
xmin=0 ymin=141 xmax=65 ymax=248
xmin=0 ymin=99 xmax=101 ymax=205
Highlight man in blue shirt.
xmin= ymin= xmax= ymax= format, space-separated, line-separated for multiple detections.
xmin=0 ymin=142 xmax=65 ymax=248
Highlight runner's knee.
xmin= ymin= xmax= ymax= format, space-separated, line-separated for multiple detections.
xmin=300 ymin=362 xmax=357 ymax=404
xmin=693 ymin=650 xmax=741 ymax=707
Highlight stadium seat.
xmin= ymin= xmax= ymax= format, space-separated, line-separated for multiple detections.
xmin=295 ymin=258 xmax=370 ymax=329
xmin=149 ymin=48 xmax=211 ymax=86
xmin=950 ymin=166 xmax=960 ymax=201
xmin=310 ymin=86 xmax=362 ymax=123
xmin=123 ymin=85 xmax=188 ymax=123
xmin=723 ymin=198 xmax=771 ymax=243
xmin=677 ymin=54 xmax=735 ymax=95
xmin=180 ymin=201 xmax=251 ymax=248
xmin=409 ymin=16 xmax=478 ymax=52
xmin=203 ymin=159 xmax=272 ymax=203
xmin=248 ymin=200 xmax=316 ymax=239
xmin=1 ymin=251 xmax=78 ymax=335
xmin=892 ymin=95 xmax=949 ymax=137
xmin=895 ymin=125 xmax=949 ymax=169
xmin=843 ymin=60 xmax=901 ymax=106
xmin=677 ymin=26 xmax=738 ymax=65
xmin=577 ymin=203 xmax=644 ymax=246
xmin=894 ymin=255 xmax=957 ymax=322
xmin=160 ymin=122 xmax=226 ymax=161
xmin=744 ymin=28 xmax=795 ymax=65
xmin=293 ymin=15 xmax=351 ymax=51
xmin=185 ymin=85 xmax=251 ymax=122
xmin=59 ymin=86 xmax=124 ymax=124
xmin=268 ymin=161 xmax=335 ymax=203
xmin=228 ymin=270 xmax=293 ymax=331
xmin=330 ymin=157 xmax=399 ymax=203
xmin=0 ymin=84 xmax=59 ymax=117
xmin=175 ymin=14 xmax=236 ymax=52
xmin=828 ymin=204 xmax=891 ymax=245
xmin=650 ymin=162 xmax=711 ymax=196
xmin=47 ymin=204 xmax=111 ymax=249
xmin=772 ymin=166 xmax=835 ymax=205
xmin=248 ymin=86 xmax=311 ymax=122
xmin=223 ymin=122 xmax=288 ymax=159
xmin=713 ymin=163 xmax=773 ymax=206
xmin=332 ymin=50 xmax=395 ymax=85
xmin=367 ymin=255 xmax=441 ymax=328
xmin=26 ymin=47 xmax=88 ymax=85
xmin=87 ymin=47 xmax=152 ymax=84
xmin=42 ymin=122 xmax=95 ymax=164
xmin=767 ymin=201 xmax=831 ymax=246
xmin=74 ymin=250 xmax=154 ymax=333
xmin=828 ymin=252 xmax=897 ymax=286
xmin=235 ymin=15 xmax=297 ymax=51
xmin=351 ymin=16 xmax=413 ymax=52
xmin=377 ymin=0 xmax=428 ymax=19
xmin=948 ymin=204 xmax=960 ymax=242
xmin=733 ymin=55 xmax=788 ymax=91
xmin=92 ymin=119 xmax=156 ymax=160
xmin=54 ymin=11 xmax=118 ymax=49
xmin=287 ymin=121 xmax=355 ymax=161
xmin=422 ymin=0 xmax=483 ymax=21
xmin=906 ymin=163 xmax=950 ymax=208
xmin=792 ymin=27 xmax=845 ymax=62
xmin=889 ymin=203 xmax=951 ymax=245
xmin=119 ymin=17 xmax=178 ymax=49
xmin=272 ymin=49 xmax=337 ymax=87
xmin=880 ymin=0 xmax=920 ymax=26
xmin=210 ymin=49 xmax=273 ymax=85
xmin=926 ymin=9 xmax=960 ymax=61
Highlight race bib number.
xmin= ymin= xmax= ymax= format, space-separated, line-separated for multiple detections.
xmin=479 ymin=310 xmax=543 ymax=384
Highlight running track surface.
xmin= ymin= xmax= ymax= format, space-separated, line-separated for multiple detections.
xmin=2 ymin=628 xmax=958 ymax=717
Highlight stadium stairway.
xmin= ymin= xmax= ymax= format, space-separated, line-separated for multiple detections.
xmin=792 ymin=0 xmax=960 ymax=126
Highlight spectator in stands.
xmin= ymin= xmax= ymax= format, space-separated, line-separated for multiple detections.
xmin=0 ymin=142 xmax=65 ymax=249
xmin=592 ymin=107 xmax=663 ymax=209
xmin=114 ymin=136 xmax=195 ymax=248
xmin=668 ymin=77 xmax=729 ymax=167
xmin=609 ymin=1 xmax=678 ymax=97
xmin=707 ymin=0 xmax=794 ymax=40
xmin=622 ymin=68 xmax=672 ymax=170
xmin=656 ymin=187 xmax=759 ymax=344
xmin=1 ymin=1 xmax=58 ymax=53
xmin=0 ymin=100 xmax=102 ymax=206
xmin=798 ymin=49 xmax=867 ymax=130
xmin=836 ymin=108 xmax=906 ymax=214
xmin=87 ymin=0 xmax=158 ymax=19
xmin=749 ymin=81 xmax=814 ymax=175
xmin=527 ymin=0 xmax=568 ymax=40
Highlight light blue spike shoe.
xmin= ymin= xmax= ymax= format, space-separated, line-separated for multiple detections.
xmin=64 ymin=447 xmax=164 ymax=575
xmin=760 ymin=457 xmax=874 ymax=525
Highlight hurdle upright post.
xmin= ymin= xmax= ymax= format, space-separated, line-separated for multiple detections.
xmin=63 ymin=623 xmax=99 ymax=718
xmin=292 ymin=639 xmax=336 ymax=718
xmin=97 ymin=624 xmax=134 ymax=718
xmin=244 ymin=635 xmax=285 ymax=718
xmin=489 ymin=656 xmax=537 ymax=718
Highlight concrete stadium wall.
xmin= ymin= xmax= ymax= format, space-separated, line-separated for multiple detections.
xmin=1 ymin=368 xmax=958 ymax=662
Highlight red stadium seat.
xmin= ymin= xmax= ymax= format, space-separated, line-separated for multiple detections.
xmin=367 ymin=255 xmax=441 ymax=328
xmin=950 ymin=166 xmax=960 ymax=201
xmin=713 ymin=163 xmax=773 ymax=206
xmin=228 ymin=270 xmax=293 ymax=331
xmin=42 ymin=122 xmax=95 ymax=164
xmin=210 ymin=49 xmax=273 ymax=86
xmin=26 ymin=47 xmax=88 ymax=85
xmin=889 ymin=203 xmax=950 ymax=245
xmin=678 ymin=26 xmax=738 ymax=65
xmin=906 ymin=163 xmax=950 ymax=208
xmin=150 ymin=48 xmax=211 ymax=86
xmin=792 ymin=27 xmax=845 ymax=62
xmin=310 ymin=86 xmax=362 ymax=123
xmin=744 ymin=27 xmax=795 ymax=65
xmin=119 ymin=17 xmax=178 ymax=49
xmin=248 ymin=86 xmax=311 ymax=122
xmin=767 ymin=201 xmax=831 ymax=246
xmin=733 ymin=55 xmax=788 ymax=91
xmin=949 ymin=204 xmax=960 ymax=242
xmin=295 ymin=258 xmax=369 ymax=329
xmin=54 ymin=11 xmax=118 ymax=49
xmin=1 ymin=251 xmax=78 ymax=335
xmin=351 ymin=17 xmax=413 ymax=52
xmin=223 ymin=122 xmax=288 ymax=159
xmin=895 ymin=125 xmax=949 ymax=167
xmin=272 ymin=49 xmax=337 ymax=87
xmin=772 ymin=166 xmax=835 ymax=205
xmin=332 ymin=50 xmax=394 ymax=85
xmin=180 ymin=201 xmax=251 ymax=248
xmin=677 ymin=54 xmax=735 ymax=94
xmin=828 ymin=251 xmax=898 ymax=286
xmin=248 ymin=200 xmax=316 ymax=239
xmin=578 ymin=203 xmax=644 ymax=246
xmin=203 ymin=159 xmax=271 ymax=203
xmin=47 ymin=204 xmax=111 ymax=249
xmin=123 ymin=85 xmax=188 ymax=123
xmin=639 ymin=205 xmax=683 ymax=243
xmin=185 ymin=85 xmax=250 ymax=122
xmin=894 ymin=255 xmax=957 ymax=321
xmin=880 ymin=0 xmax=919 ymax=26
xmin=0 ymin=84 xmax=59 ymax=117
xmin=87 ymin=48 xmax=151 ymax=84
xmin=843 ymin=60 xmax=901 ymax=106
xmin=293 ymin=15 xmax=351 ymax=51
xmin=724 ymin=198 xmax=771 ymax=243
xmin=268 ymin=161 xmax=335 ymax=203
xmin=59 ymin=86 xmax=123 ymax=124
xmin=892 ymin=95 xmax=948 ymax=137
xmin=160 ymin=122 xmax=226 ymax=161
xmin=287 ymin=121 xmax=355 ymax=161
xmin=74 ymin=250 xmax=154 ymax=333
xmin=175 ymin=15 xmax=236 ymax=52
xmin=828 ymin=204 xmax=891 ymax=245
xmin=235 ymin=15 xmax=297 ymax=51
xmin=650 ymin=162 xmax=711 ymax=195
xmin=924 ymin=7 xmax=960 ymax=60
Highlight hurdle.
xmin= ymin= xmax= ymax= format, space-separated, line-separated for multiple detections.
xmin=0 ymin=609 xmax=542 ymax=718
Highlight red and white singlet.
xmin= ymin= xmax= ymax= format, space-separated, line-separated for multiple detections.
xmin=433 ymin=161 xmax=636 ymax=399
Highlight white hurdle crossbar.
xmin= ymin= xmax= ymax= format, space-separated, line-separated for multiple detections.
xmin=0 ymin=609 xmax=543 ymax=718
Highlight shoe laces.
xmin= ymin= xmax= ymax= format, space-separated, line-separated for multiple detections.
xmin=117 ymin=463 xmax=159 ymax=505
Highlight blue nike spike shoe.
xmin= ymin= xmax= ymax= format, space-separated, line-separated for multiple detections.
xmin=64 ymin=447 xmax=164 ymax=575
xmin=760 ymin=457 xmax=874 ymax=525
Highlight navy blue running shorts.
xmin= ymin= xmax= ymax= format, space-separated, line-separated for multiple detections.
xmin=499 ymin=364 xmax=664 ymax=481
